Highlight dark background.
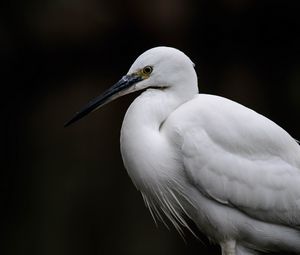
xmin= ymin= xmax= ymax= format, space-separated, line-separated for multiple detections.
xmin=1 ymin=0 xmax=300 ymax=254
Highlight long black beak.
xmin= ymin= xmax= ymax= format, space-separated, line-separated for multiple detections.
xmin=64 ymin=74 xmax=142 ymax=127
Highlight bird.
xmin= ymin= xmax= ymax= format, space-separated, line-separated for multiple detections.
xmin=65 ymin=46 xmax=300 ymax=255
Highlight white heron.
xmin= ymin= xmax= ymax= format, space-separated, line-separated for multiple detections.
xmin=65 ymin=47 xmax=300 ymax=255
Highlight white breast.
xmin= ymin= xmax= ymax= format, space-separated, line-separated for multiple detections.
xmin=120 ymin=89 xmax=197 ymax=235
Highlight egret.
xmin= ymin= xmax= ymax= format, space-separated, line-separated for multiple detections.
xmin=65 ymin=47 xmax=300 ymax=255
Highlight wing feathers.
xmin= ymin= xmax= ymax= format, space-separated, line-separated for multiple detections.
xmin=165 ymin=94 xmax=300 ymax=227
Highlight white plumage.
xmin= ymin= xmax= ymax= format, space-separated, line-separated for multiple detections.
xmin=66 ymin=47 xmax=300 ymax=254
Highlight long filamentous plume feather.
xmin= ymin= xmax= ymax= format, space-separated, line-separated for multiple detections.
xmin=140 ymin=182 xmax=198 ymax=240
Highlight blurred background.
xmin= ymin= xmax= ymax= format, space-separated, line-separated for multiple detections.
xmin=1 ymin=0 xmax=300 ymax=254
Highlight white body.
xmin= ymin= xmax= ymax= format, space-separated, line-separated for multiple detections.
xmin=84 ymin=46 xmax=300 ymax=255
xmin=121 ymin=91 xmax=300 ymax=254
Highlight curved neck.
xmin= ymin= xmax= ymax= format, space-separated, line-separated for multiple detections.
xmin=126 ymin=89 xmax=182 ymax=130
xmin=120 ymin=87 xmax=196 ymax=188
xmin=125 ymin=83 xmax=198 ymax=130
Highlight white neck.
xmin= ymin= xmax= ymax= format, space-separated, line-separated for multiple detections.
xmin=120 ymin=85 xmax=197 ymax=191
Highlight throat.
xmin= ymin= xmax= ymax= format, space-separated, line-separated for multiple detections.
xmin=124 ymin=89 xmax=180 ymax=130
xmin=120 ymin=89 xmax=182 ymax=187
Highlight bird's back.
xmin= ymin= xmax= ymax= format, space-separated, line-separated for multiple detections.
xmin=164 ymin=94 xmax=300 ymax=167
xmin=162 ymin=94 xmax=300 ymax=252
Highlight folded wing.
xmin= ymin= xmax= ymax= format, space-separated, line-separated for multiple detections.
xmin=165 ymin=94 xmax=300 ymax=228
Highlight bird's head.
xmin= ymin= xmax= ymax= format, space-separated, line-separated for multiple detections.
xmin=65 ymin=46 xmax=197 ymax=127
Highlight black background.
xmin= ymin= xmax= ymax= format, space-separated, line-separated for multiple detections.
xmin=1 ymin=0 xmax=300 ymax=254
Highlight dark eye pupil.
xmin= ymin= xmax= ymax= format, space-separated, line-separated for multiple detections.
xmin=144 ymin=66 xmax=152 ymax=74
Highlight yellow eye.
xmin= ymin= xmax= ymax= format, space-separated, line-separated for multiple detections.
xmin=142 ymin=66 xmax=153 ymax=75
